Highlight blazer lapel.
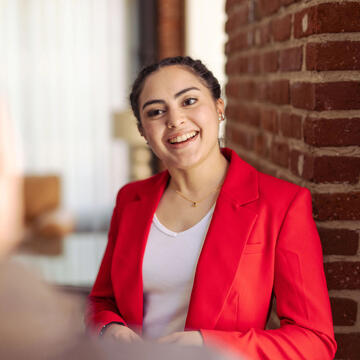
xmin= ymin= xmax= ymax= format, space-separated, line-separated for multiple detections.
xmin=112 ymin=172 xmax=169 ymax=331
xmin=185 ymin=148 xmax=259 ymax=330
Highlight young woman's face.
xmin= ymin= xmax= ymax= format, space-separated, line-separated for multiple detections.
xmin=138 ymin=66 xmax=224 ymax=169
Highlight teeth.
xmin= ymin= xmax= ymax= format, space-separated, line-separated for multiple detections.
xmin=169 ymin=131 xmax=197 ymax=144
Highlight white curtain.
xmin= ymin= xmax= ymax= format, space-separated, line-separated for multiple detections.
xmin=0 ymin=0 xmax=134 ymax=230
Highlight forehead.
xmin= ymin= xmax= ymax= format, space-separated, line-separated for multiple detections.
xmin=139 ymin=65 xmax=209 ymax=103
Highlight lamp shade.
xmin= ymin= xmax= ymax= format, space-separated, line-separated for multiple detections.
xmin=112 ymin=110 xmax=146 ymax=145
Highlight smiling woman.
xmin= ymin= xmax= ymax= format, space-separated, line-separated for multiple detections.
xmin=86 ymin=57 xmax=337 ymax=360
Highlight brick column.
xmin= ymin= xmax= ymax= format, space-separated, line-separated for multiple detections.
xmin=157 ymin=0 xmax=185 ymax=59
xmin=225 ymin=1 xmax=360 ymax=358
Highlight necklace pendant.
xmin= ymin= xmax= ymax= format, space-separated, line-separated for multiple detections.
xmin=192 ymin=202 xmax=197 ymax=207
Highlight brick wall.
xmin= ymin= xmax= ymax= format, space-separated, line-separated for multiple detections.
xmin=225 ymin=1 xmax=360 ymax=358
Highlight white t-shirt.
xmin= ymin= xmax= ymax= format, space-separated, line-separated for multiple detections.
xmin=142 ymin=206 xmax=215 ymax=339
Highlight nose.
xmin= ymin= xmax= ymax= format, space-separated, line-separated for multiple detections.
xmin=166 ymin=109 xmax=185 ymax=129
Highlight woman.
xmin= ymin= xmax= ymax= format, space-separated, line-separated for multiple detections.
xmin=86 ymin=57 xmax=336 ymax=359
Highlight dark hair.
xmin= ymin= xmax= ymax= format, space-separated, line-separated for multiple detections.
xmin=129 ymin=56 xmax=221 ymax=128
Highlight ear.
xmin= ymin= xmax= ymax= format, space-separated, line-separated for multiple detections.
xmin=216 ymin=98 xmax=225 ymax=118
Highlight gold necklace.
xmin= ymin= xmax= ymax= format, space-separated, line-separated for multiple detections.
xmin=175 ymin=185 xmax=221 ymax=207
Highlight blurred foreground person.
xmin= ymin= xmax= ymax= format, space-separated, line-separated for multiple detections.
xmin=0 ymin=97 xmax=237 ymax=360
xmin=0 ymin=96 xmax=84 ymax=359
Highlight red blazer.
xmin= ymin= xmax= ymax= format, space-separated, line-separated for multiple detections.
xmin=86 ymin=148 xmax=336 ymax=360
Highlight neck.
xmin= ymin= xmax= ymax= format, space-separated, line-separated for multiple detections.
xmin=167 ymin=147 xmax=228 ymax=196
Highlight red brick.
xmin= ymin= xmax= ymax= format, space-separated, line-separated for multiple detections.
xmin=319 ymin=228 xmax=359 ymax=256
xmin=279 ymin=113 xmax=301 ymax=139
xmin=291 ymin=82 xmax=360 ymax=110
xmin=304 ymin=117 xmax=360 ymax=147
xmin=255 ymin=0 xmax=281 ymax=18
xmin=225 ymin=103 xmax=235 ymax=119
xmin=270 ymin=141 xmax=289 ymax=167
xmin=335 ymin=333 xmax=360 ymax=360
xmin=316 ymin=82 xmax=360 ymax=110
xmin=248 ymin=54 xmax=261 ymax=74
xmin=307 ymin=41 xmax=360 ymax=71
xmin=290 ymin=82 xmax=315 ymax=110
xmin=237 ymin=56 xmax=249 ymax=74
xmin=279 ymin=46 xmax=303 ymax=71
xmin=290 ymin=150 xmax=302 ymax=176
xmin=325 ymin=262 xmax=360 ymax=290
xmin=230 ymin=103 xmax=260 ymax=127
xmin=232 ymin=31 xmax=250 ymax=52
xmin=225 ymin=58 xmax=238 ymax=76
xmin=294 ymin=2 xmax=360 ymax=38
xmin=225 ymin=3 xmax=249 ymax=33
xmin=225 ymin=40 xmax=232 ymax=55
xmin=271 ymin=14 xmax=292 ymax=42
xmin=238 ymin=80 xmax=256 ymax=101
xmin=225 ymin=0 xmax=237 ymax=14
xmin=267 ymin=80 xmax=290 ymax=105
xmin=315 ymin=157 xmax=360 ymax=184
xmin=228 ymin=126 xmax=255 ymax=151
xmin=330 ymin=297 xmax=357 ymax=326
xmin=294 ymin=6 xmax=318 ymax=39
xmin=256 ymin=82 xmax=268 ymax=102
xmin=259 ymin=23 xmax=271 ymax=46
xmin=262 ymin=51 xmax=279 ymax=73
xmin=225 ymin=0 xmax=247 ymax=14
xmin=313 ymin=192 xmax=360 ymax=221
xmin=290 ymin=151 xmax=314 ymax=179
xmin=317 ymin=2 xmax=360 ymax=33
xmin=260 ymin=108 xmax=278 ymax=133
xmin=227 ymin=31 xmax=250 ymax=53
xmin=255 ymin=133 xmax=271 ymax=159
xmin=225 ymin=80 xmax=241 ymax=98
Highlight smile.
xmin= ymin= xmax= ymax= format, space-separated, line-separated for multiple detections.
xmin=168 ymin=131 xmax=198 ymax=144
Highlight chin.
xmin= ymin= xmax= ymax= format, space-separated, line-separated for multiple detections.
xmin=167 ymin=153 xmax=206 ymax=170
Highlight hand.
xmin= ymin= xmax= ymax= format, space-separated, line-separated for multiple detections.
xmin=102 ymin=324 xmax=143 ymax=343
xmin=157 ymin=331 xmax=203 ymax=346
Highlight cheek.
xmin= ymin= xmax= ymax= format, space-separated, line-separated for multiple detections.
xmin=193 ymin=105 xmax=218 ymax=124
xmin=142 ymin=123 xmax=164 ymax=144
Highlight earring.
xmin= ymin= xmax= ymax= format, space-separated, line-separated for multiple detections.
xmin=218 ymin=113 xmax=225 ymax=122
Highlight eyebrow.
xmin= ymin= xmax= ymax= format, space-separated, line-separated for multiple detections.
xmin=142 ymin=87 xmax=200 ymax=110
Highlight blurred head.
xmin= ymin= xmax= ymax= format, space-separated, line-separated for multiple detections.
xmin=0 ymin=98 xmax=23 ymax=258
xmin=129 ymin=57 xmax=224 ymax=169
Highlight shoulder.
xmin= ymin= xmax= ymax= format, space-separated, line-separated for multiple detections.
xmin=258 ymin=171 xmax=303 ymax=198
xmin=255 ymin=171 xmax=313 ymax=220
xmin=224 ymin=147 xmax=307 ymax=205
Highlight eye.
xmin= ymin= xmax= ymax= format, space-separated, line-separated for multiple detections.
xmin=147 ymin=108 xmax=165 ymax=117
xmin=183 ymin=97 xmax=197 ymax=106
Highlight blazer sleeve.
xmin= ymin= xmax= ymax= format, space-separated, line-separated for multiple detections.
xmin=85 ymin=188 xmax=128 ymax=334
xmin=200 ymin=188 xmax=337 ymax=360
